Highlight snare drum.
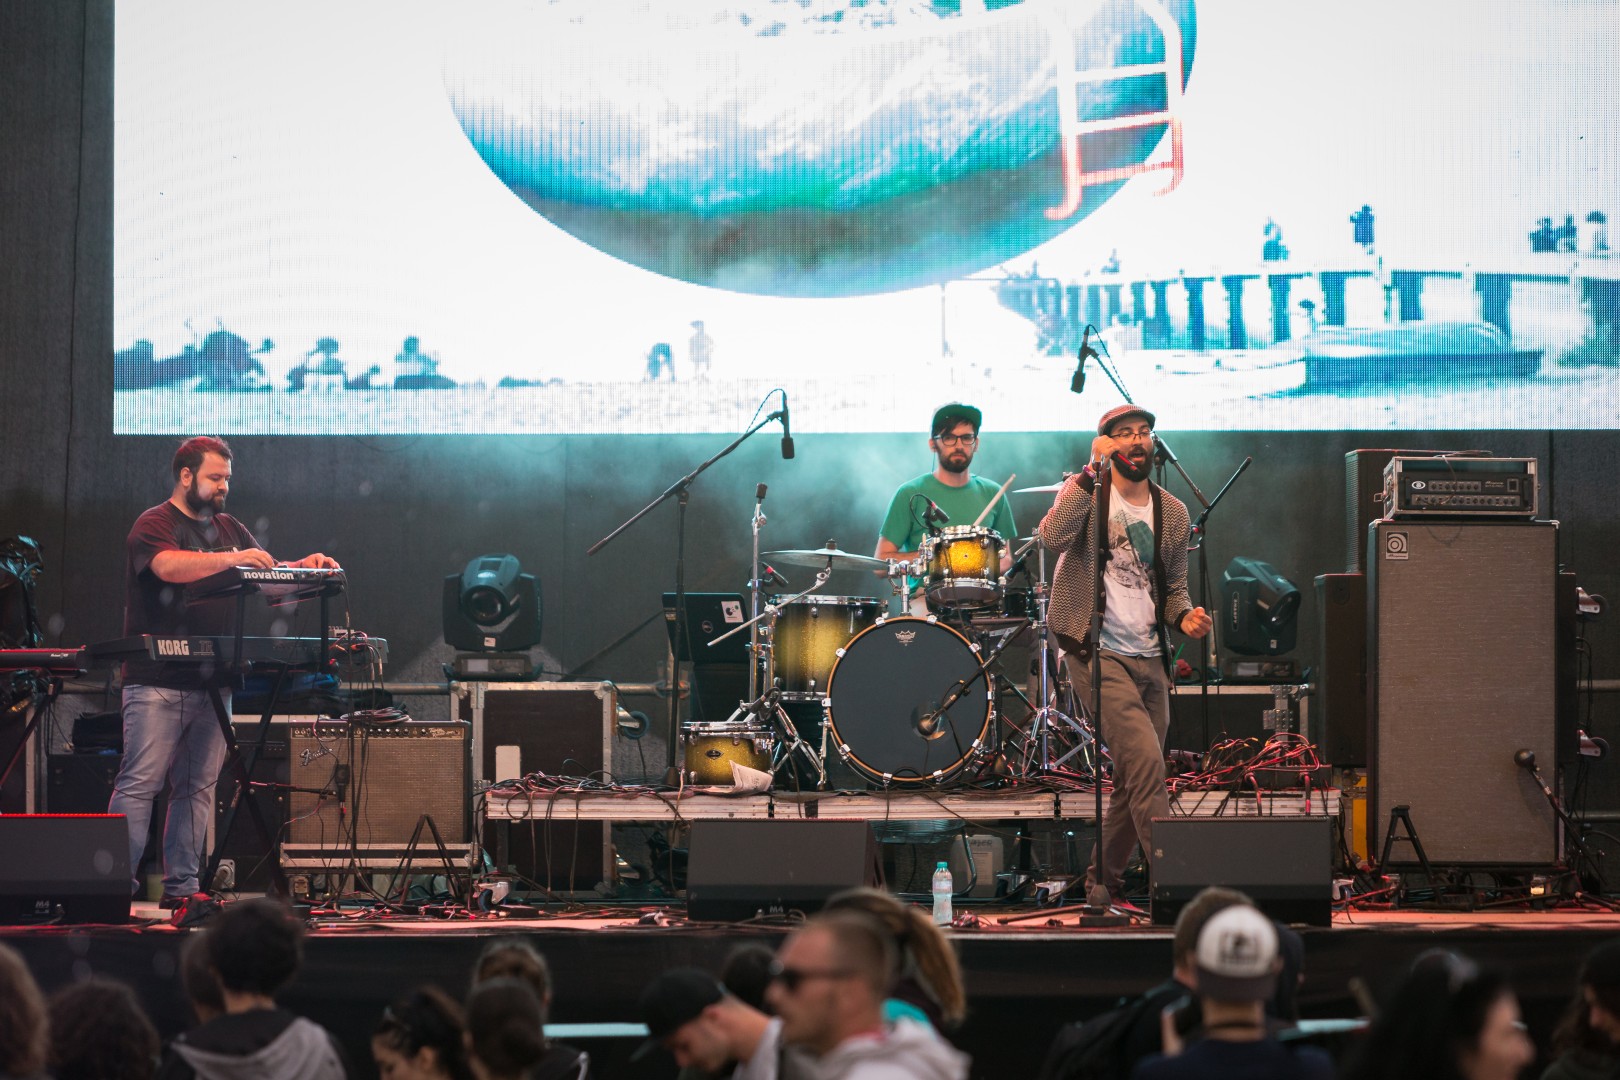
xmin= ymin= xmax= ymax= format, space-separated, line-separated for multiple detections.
xmin=683 ymin=722 xmax=775 ymax=785
xmin=920 ymin=526 xmax=1004 ymax=610
xmin=773 ymin=595 xmax=881 ymax=701
xmin=825 ymin=616 xmax=993 ymax=785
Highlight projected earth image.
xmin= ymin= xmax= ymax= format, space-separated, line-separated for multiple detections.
xmin=443 ymin=0 xmax=1197 ymax=298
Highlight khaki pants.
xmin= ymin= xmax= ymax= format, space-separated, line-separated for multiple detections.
xmin=1060 ymin=649 xmax=1171 ymax=900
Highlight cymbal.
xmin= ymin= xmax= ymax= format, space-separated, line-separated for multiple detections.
xmin=1013 ymin=482 xmax=1066 ymax=494
xmin=763 ymin=547 xmax=890 ymax=571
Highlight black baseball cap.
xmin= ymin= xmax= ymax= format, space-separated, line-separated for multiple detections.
xmin=931 ymin=402 xmax=982 ymax=437
xmin=632 ymin=968 xmax=725 ymax=1060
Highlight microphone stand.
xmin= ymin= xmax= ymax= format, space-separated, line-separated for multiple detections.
xmin=587 ymin=402 xmax=788 ymax=779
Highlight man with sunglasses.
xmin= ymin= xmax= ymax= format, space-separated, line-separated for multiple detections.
xmin=1039 ymin=404 xmax=1212 ymax=911
xmin=875 ymin=402 xmax=1016 ymax=611
xmin=766 ymin=913 xmax=968 ymax=1079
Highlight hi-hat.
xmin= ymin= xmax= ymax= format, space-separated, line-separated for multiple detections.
xmin=763 ymin=546 xmax=890 ymax=571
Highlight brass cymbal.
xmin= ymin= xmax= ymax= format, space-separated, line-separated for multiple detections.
xmin=762 ymin=546 xmax=891 ymax=571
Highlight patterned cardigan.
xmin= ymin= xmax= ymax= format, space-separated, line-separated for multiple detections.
xmin=1037 ymin=468 xmax=1195 ymax=670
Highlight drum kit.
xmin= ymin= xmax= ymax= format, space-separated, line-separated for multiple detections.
xmin=678 ymin=494 xmax=1101 ymax=791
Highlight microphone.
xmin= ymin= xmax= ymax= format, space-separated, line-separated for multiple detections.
xmin=923 ymin=499 xmax=950 ymax=535
xmin=1071 ymin=325 xmax=1098 ymax=394
xmin=761 ymin=564 xmax=789 ymax=588
xmin=1514 ymin=748 xmax=1536 ymax=770
xmin=756 ymin=482 xmax=768 ymax=501
xmin=779 ymin=393 xmax=795 ymax=459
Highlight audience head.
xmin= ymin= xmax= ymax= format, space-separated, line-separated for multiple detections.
xmin=824 ymin=886 xmax=966 ymax=1028
xmin=1553 ymin=937 xmax=1620 ymax=1059
xmin=463 ymin=978 xmax=547 ymax=1080
xmin=373 ymin=986 xmax=474 ymax=1080
xmin=471 ymin=939 xmax=551 ymax=1009
xmin=1170 ymin=886 xmax=1253 ymax=984
xmin=1193 ymin=904 xmax=1281 ymax=1005
xmin=767 ymin=911 xmax=898 ymax=1055
xmin=207 ymin=897 xmax=305 ymax=998
xmin=721 ymin=943 xmax=779 ymax=1013
xmin=179 ymin=931 xmax=225 ymax=1024
xmin=47 ymin=978 xmax=161 ymax=1080
xmin=0 ymin=942 xmax=49 ymax=1078
xmin=1347 ymin=949 xmax=1533 ymax=1080
xmin=636 ymin=967 xmax=741 ymax=1071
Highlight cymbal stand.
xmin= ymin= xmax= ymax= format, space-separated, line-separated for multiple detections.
xmin=745 ymin=483 xmax=768 ymax=702
xmin=1020 ymin=541 xmax=1095 ymax=777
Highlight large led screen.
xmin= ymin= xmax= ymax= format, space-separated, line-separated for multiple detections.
xmin=114 ymin=0 xmax=1619 ymax=434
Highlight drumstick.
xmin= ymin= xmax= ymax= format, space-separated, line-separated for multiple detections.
xmin=972 ymin=473 xmax=1016 ymax=527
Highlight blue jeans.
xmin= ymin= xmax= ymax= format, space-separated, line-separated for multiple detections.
xmin=109 ymin=684 xmax=230 ymax=897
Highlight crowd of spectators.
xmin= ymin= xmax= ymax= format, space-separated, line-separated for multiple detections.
xmin=0 ymin=888 xmax=1615 ymax=1080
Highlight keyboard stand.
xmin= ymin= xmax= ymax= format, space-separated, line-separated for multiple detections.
xmin=202 ymin=575 xmax=342 ymax=897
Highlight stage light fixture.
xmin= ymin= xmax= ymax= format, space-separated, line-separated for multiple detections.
xmin=443 ymin=554 xmax=541 ymax=679
xmin=1220 ymin=556 xmax=1301 ymax=658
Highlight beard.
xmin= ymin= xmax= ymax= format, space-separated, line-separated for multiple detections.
xmin=1114 ymin=449 xmax=1153 ymax=483
xmin=938 ymin=450 xmax=972 ymax=475
xmin=184 ymin=478 xmax=226 ymax=516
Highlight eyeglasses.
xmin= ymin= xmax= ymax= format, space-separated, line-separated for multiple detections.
xmin=936 ymin=433 xmax=978 ymax=447
xmin=1110 ymin=427 xmax=1154 ymax=443
xmin=768 ymin=960 xmax=858 ymax=993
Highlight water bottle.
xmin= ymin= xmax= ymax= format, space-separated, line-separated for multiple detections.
xmin=931 ymin=861 xmax=953 ymax=926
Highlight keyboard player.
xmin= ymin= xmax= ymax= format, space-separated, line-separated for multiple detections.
xmin=112 ymin=436 xmax=339 ymax=909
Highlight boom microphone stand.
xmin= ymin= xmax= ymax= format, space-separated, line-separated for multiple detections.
xmin=587 ymin=396 xmax=790 ymax=778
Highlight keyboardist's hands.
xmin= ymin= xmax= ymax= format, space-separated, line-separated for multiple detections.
xmin=232 ymin=548 xmax=278 ymax=570
xmin=284 ymin=553 xmax=341 ymax=570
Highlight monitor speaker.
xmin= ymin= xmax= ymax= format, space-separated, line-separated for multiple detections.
xmin=0 ymin=814 xmax=131 ymax=925
xmin=1369 ymin=520 xmax=1558 ymax=866
xmin=1314 ymin=573 xmax=1367 ymax=767
xmin=1150 ymin=816 xmax=1333 ymax=927
xmin=687 ymin=819 xmax=883 ymax=921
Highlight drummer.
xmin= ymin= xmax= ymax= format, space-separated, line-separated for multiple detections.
xmin=875 ymin=402 xmax=1017 ymax=613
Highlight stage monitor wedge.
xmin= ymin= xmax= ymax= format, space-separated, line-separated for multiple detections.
xmin=686 ymin=819 xmax=883 ymax=921
xmin=0 ymin=814 xmax=131 ymax=925
xmin=1150 ymin=817 xmax=1332 ymax=927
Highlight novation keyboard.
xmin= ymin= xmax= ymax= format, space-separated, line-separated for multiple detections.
xmin=88 ymin=635 xmax=386 ymax=668
xmin=187 ymin=565 xmax=347 ymax=604
xmin=0 ymin=648 xmax=89 ymax=675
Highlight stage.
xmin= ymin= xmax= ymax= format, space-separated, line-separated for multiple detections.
xmin=5 ymin=898 xmax=1613 ymax=1079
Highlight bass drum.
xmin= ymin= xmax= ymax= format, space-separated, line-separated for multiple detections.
xmin=824 ymin=617 xmax=993 ymax=786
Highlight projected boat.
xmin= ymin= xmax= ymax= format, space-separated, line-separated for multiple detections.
xmin=1297 ymin=321 xmax=1544 ymax=390
xmin=442 ymin=0 xmax=1197 ymax=297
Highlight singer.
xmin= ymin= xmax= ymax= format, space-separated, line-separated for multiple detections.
xmin=875 ymin=403 xmax=1017 ymax=611
xmin=1037 ymin=404 xmax=1212 ymax=911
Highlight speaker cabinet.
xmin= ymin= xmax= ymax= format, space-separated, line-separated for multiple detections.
xmin=455 ymin=683 xmax=614 ymax=891
xmin=47 ymin=753 xmax=165 ymax=880
xmin=287 ymin=720 xmax=469 ymax=846
xmin=213 ymin=721 xmax=291 ymax=891
xmin=686 ymin=819 xmax=883 ymax=921
xmin=1150 ymin=817 xmax=1333 ymax=926
xmin=1369 ymin=520 xmax=1558 ymax=866
xmin=0 ymin=815 xmax=131 ymax=925
xmin=1314 ymin=573 xmax=1367 ymax=767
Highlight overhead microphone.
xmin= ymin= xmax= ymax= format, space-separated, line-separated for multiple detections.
xmin=1070 ymin=324 xmax=1098 ymax=394
xmin=756 ymin=482 xmax=768 ymax=500
xmin=779 ymin=393 xmax=795 ymax=459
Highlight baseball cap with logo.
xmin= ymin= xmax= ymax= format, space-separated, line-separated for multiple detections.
xmin=1193 ymin=904 xmax=1280 ymax=1002
xmin=632 ymin=968 xmax=725 ymax=1060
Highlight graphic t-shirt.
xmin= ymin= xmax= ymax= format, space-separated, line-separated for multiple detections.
xmin=1099 ymin=494 xmax=1158 ymax=656
xmin=124 ymin=501 xmax=263 ymax=689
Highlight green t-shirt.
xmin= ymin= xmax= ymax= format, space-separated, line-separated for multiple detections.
xmin=879 ymin=473 xmax=1018 ymax=564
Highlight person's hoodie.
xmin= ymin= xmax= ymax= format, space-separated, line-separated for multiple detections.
xmin=156 ymin=1008 xmax=348 ymax=1080
xmin=804 ymin=1018 xmax=969 ymax=1080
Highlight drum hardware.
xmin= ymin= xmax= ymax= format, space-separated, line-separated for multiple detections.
xmin=711 ymin=681 xmax=828 ymax=789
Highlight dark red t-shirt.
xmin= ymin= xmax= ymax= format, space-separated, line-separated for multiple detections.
xmin=124 ymin=501 xmax=263 ymax=689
